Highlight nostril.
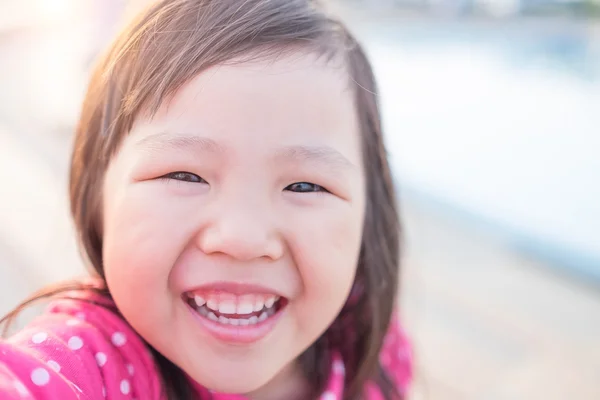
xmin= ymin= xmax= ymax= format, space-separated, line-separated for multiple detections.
xmin=195 ymin=222 xmax=283 ymax=261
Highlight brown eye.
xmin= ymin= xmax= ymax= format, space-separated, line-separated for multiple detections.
xmin=163 ymin=172 xmax=206 ymax=183
xmin=285 ymin=182 xmax=326 ymax=193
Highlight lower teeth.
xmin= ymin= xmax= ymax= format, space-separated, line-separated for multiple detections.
xmin=196 ymin=304 xmax=275 ymax=325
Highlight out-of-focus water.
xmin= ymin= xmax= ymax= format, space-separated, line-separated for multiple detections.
xmin=359 ymin=19 xmax=600 ymax=280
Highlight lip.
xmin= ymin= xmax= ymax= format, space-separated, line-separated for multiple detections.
xmin=184 ymin=281 xmax=283 ymax=296
xmin=185 ymin=300 xmax=285 ymax=344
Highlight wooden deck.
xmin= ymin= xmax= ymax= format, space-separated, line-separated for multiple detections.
xmin=400 ymin=198 xmax=600 ymax=399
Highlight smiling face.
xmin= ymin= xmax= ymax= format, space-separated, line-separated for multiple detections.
xmin=101 ymin=53 xmax=366 ymax=397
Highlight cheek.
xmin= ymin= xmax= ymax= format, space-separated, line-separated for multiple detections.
xmin=102 ymin=187 xmax=197 ymax=309
xmin=288 ymin=201 xmax=364 ymax=322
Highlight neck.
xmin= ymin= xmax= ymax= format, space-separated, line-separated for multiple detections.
xmin=246 ymin=361 xmax=310 ymax=400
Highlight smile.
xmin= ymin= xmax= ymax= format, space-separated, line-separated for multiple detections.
xmin=183 ymin=287 xmax=288 ymax=344
xmin=187 ymin=292 xmax=284 ymax=325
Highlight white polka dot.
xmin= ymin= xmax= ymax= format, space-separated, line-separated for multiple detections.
xmin=102 ymin=385 xmax=106 ymax=397
xmin=332 ymin=360 xmax=345 ymax=374
xmin=126 ymin=363 xmax=135 ymax=376
xmin=120 ymin=379 xmax=130 ymax=394
xmin=68 ymin=336 xmax=84 ymax=350
xmin=66 ymin=319 xmax=80 ymax=326
xmin=95 ymin=352 xmax=107 ymax=366
xmin=320 ymin=391 xmax=336 ymax=400
xmin=111 ymin=332 xmax=127 ymax=347
xmin=13 ymin=380 xmax=28 ymax=396
xmin=31 ymin=368 xmax=50 ymax=386
xmin=47 ymin=360 xmax=61 ymax=372
xmin=75 ymin=312 xmax=86 ymax=320
xmin=31 ymin=332 xmax=48 ymax=344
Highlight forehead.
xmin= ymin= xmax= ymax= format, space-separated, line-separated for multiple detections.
xmin=125 ymin=52 xmax=362 ymax=165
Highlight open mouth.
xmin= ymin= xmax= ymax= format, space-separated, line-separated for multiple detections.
xmin=184 ymin=292 xmax=287 ymax=326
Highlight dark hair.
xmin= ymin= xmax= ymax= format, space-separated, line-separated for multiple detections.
xmin=1 ymin=1 xmax=402 ymax=399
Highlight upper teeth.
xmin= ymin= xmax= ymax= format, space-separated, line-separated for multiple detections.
xmin=193 ymin=294 xmax=279 ymax=315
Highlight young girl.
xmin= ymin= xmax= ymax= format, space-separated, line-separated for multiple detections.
xmin=0 ymin=0 xmax=412 ymax=399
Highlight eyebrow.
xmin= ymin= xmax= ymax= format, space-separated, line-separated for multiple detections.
xmin=274 ymin=144 xmax=357 ymax=171
xmin=135 ymin=132 xmax=357 ymax=170
xmin=135 ymin=132 xmax=224 ymax=155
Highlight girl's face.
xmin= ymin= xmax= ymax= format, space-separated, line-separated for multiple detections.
xmin=102 ymin=53 xmax=366 ymax=396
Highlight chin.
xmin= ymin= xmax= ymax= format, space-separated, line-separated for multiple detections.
xmin=190 ymin=365 xmax=277 ymax=395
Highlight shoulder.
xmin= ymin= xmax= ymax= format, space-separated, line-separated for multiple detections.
xmin=0 ymin=289 xmax=163 ymax=399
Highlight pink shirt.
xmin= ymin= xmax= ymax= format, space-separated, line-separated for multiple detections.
xmin=0 ymin=292 xmax=412 ymax=399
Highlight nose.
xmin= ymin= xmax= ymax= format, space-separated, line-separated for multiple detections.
xmin=196 ymin=201 xmax=284 ymax=262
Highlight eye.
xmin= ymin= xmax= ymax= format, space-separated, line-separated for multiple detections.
xmin=161 ymin=171 xmax=206 ymax=183
xmin=285 ymin=182 xmax=327 ymax=193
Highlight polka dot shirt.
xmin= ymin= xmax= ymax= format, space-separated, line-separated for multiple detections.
xmin=0 ymin=293 xmax=412 ymax=399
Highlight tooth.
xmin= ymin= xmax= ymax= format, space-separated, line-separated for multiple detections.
xmin=249 ymin=316 xmax=258 ymax=325
xmin=264 ymin=296 xmax=276 ymax=308
xmin=207 ymin=312 xmax=218 ymax=321
xmin=218 ymin=316 xmax=229 ymax=324
xmin=194 ymin=295 xmax=206 ymax=307
xmin=239 ymin=318 xmax=249 ymax=326
xmin=198 ymin=306 xmax=208 ymax=316
xmin=258 ymin=312 xmax=268 ymax=322
xmin=207 ymin=299 xmax=218 ymax=311
xmin=236 ymin=301 xmax=254 ymax=315
xmin=218 ymin=302 xmax=236 ymax=314
xmin=253 ymin=298 xmax=265 ymax=312
xmin=229 ymin=318 xmax=240 ymax=326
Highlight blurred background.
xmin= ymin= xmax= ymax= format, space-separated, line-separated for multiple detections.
xmin=0 ymin=0 xmax=598 ymax=398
